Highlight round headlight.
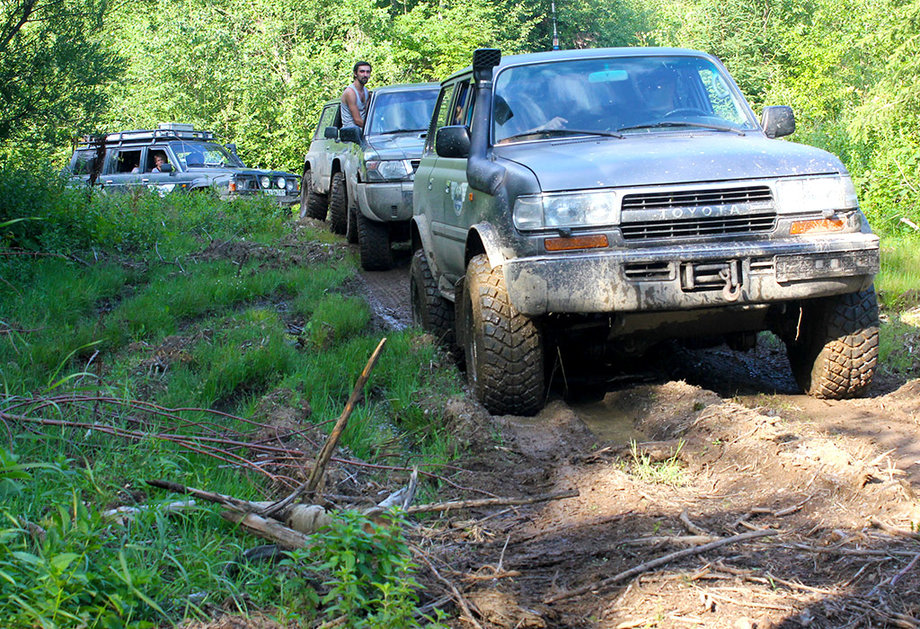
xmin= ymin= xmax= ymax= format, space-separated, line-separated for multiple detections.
xmin=286 ymin=178 xmax=296 ymax=191
xmin=276 ymin=176 xmax=286 ymax=189
xmin=260 ymin=175 xmax=271 ymax=189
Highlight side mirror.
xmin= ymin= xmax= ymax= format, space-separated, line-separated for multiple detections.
xmin=225 ymin=143 xmax=238 ymax=155
xmin=761 ymin=106 xmax=795 ymax=139
xmin=435 ymin=126 xmax=471 ymax=159
xmin=324 ymin=126 xmax=339 ymax=140
xmin=159 ymin=163 xmax=174 ymax=173
xmin=339 ymin=126 xmax=362 ymax=144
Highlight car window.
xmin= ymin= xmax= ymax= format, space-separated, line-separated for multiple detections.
xmin=70 ymin=150 xmax=96 ymax=175
xmin=316 ymin=104 xmax=338 ymax=138
xmin=366 ymin=88 xmax=439 ymax=135
xmin=106 ymin=148 xmax=142 ymax=174
xmin=492 ymin=55 xmax=759 ymax=144
xmin=426 ymin=82 xmax=461 ymax=153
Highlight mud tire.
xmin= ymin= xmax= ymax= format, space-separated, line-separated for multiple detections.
xmin=460 ymin=254 xmax=544 ymax=416
xmin=357 ymin=213 xmax=393 ymax=271
xmin=328 ymin=171 xmax=348 ymax=234
xmin=410 ymin=249 xmax=454 ymax=347
xmin=784 ymin=288 xmax=879 ymax=399
xmin=300 ymin=170 xmax=328 ymax=220
xmin=345 ymin=201 xmax=359 ymax=244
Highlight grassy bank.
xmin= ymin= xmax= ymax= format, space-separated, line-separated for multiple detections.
xmin=1 ymin=171 xmax=457 ymax=627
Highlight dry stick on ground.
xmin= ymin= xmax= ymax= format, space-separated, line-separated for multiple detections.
xmin=220 ymin=511 xmax=313 ymax=550
xmin=869 ymin=516 xmax=920 ymax=541
xmin=261 ymin=338 xmax=387 ymax=519
xmin=545 ymin=529 xmax=776 ymax=604
xmin=413 ymin=548 xmax=484 ymax=629
xmin=405 ymin=488 xmax=579 ymax=515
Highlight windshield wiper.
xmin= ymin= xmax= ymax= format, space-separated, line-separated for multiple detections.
xmin=379 ymin=128 xmax=426 ymax=135
xmin=502 ymin=128 xmax=624 ymax=142
xmin=617 ymin=121 xmax=746 ymax=135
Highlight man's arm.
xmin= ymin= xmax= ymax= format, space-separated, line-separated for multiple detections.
xmin=342 ymin=88 xmax=365 ymax=128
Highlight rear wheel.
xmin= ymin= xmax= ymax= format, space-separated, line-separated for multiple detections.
xmin=300 ymin=170 xmax=328 ymax=220
xmin=784 ymin=288 xmax=879 ymax=399
xmin=328 ymin=171 xmax=347 ymax=234
xmin=410 ymin=248 xmax=454 ymax=346
xmin=357 ymin=213 xmax=393 ymax=271
xmin=460 ymin=254 xmax=544 ymax=415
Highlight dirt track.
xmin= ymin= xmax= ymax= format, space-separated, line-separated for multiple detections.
xmin=359 ymin=245 xmax=920 ymax=629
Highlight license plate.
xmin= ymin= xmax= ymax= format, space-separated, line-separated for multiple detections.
xmin=775 ymin=251 xmax=879 ymax=282
xmin=264 ymin=188 xmax=286 ymax=196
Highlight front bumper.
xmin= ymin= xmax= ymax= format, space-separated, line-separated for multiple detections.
xmin=502 ymin=233 xmax=880 ymax=317
xmin=355 ymin=181 xmax=413 ymax=221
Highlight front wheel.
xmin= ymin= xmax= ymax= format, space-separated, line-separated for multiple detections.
xmin=357 ymin=213 xmax=393 ymax=271
xmin=460 ymin=254 xmax=544 ymax=415
xmin=328 ymin=171 xmax=348 ymax=234
xmin=784 ymin=288 xmax=879 ymax=399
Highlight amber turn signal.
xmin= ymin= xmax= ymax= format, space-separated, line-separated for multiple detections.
xmin=544 ymin=234 xmax=609 ymax=251
xmin=790 ymin=217 xmax=845 ymax=235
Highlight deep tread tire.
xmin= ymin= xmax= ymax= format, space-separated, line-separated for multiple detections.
xmin=785 ymin=288 xmax=879 ymax=399
xmin=345 ymin=201 xmax=358 ymax=244
xmin=300 ymin=170 xmax=328 ymax=220
xmin=461 ymin=254 xmax=544 ymax=416
xmin=410 ymin=249 xmax=454 ymax=346
xmin=328 ymin=171 xmax=347 ymax=234
xmin=357 ymin=212 xmax=393 ymax=271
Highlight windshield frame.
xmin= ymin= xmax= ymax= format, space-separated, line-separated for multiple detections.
xmin=491 ymin=52 xmax=761 ymax=146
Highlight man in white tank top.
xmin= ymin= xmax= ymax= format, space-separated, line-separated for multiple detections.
xmin=341 ymin=61 xmax=372 ymax=128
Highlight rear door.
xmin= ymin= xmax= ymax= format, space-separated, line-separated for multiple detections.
xmin=314 ymin=103 xmax=342 ymax=193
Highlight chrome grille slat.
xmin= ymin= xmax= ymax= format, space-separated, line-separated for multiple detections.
xmin=620 ymin=186 xmax=776 ymax=241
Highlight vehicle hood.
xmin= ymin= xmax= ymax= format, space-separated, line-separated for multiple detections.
xmin=494 ymin=133 xmax=847 ymax=192
xmin=186 ymin=167 xmax=298 ymax=178
xmin=365 ymin=132 xmax=427 ymax=160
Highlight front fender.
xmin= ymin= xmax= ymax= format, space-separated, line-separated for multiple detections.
xmin=466 ymin=222 xmax=507 ymax=270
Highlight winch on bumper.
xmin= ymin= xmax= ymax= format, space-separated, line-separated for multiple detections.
xmin=502 ymin=232 xmax=880 ymax=317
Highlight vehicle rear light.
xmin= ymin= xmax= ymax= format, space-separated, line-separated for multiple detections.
xmin=544 ymin=234 xmax=608 ymax=251
xmin=790 ymin=217 xmax=845 ymax=235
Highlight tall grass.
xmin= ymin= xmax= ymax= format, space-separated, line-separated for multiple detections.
xmin=1 ymin=167 xmax=457 ymax=626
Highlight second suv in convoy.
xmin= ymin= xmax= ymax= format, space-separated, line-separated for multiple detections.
xmin=411 ymin=48 xmax=880 ymax=416
xmin=68 ymin=123 xmax=300 ymax=205
xmin=300 ymin=83 xmax=439 ymax=270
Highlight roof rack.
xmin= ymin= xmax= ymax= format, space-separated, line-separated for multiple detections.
xmin=76 ymin=123 xmax=215 ymax=147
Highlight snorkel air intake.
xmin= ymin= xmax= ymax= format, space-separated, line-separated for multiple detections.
xmin=467 ymin=48 xmax=506 ymax=194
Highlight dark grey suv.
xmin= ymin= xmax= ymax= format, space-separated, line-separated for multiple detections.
xmin=411 ymin=47 xmax=880 ymax=415
xmin=68 ymin=123 xmax=300 ymax=205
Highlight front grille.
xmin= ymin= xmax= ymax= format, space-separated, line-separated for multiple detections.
xmin=624 ymin=262 xmax=672 ymax=281
xmin=620 ymin=186 xmax=776 ymax=241
xmin=234 ymin=175 xmax=259 ymax=191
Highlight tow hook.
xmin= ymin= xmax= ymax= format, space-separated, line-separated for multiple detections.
xmin=720 ymin=261 xmax=742 ymax=302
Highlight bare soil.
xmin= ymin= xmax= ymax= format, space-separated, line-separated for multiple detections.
xmin=360 ymin=247 xmax=920 ymax=629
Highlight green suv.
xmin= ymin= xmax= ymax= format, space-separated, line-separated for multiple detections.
xmin=411 ymin=48 xmax=880 ymax=415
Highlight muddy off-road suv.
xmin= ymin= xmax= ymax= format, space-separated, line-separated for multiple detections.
xmin=410 ymin=47 xmax=880 ymax=416
xmin=299 ymin=83 xmax=439 ymax=270
xmin=68 ymin=123 xmax=300 ymax=204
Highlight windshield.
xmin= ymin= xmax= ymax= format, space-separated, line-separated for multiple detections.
xmin=493 ymin=55 xmax=759 ymax=144
xmin=169 ymin=141 xmax=245 ymax=169
xmin=367 ymin=88 xmax=439 ymax=135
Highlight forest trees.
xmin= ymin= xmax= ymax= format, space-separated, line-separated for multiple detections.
xmin=0 ymin=0 xmax=121 ymax=153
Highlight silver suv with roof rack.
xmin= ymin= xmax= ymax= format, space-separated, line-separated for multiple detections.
xmin=411 ymin=47 xmax=880 ymax=416
xmin=299 ymin=83 xmax=439 ymax=270
xmin=67 ymin=123 xmax=299 ymax=205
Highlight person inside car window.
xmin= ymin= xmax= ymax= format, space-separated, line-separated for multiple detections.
xmin=152 ymin=152 xmax=169 ymax=172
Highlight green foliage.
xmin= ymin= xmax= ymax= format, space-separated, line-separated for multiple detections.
xmin=303 ymin=510 xmax=437 ymax=627
xmin=0 ymin=0 xmax=122 ymax=155
xmin=628 ymin=440 xmax=688 ymax=487
xmin=306 ymin=293 xmax=371 ymax=348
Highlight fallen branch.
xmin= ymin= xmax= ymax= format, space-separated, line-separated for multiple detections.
xmin=545 ymin=529 xmax=776 ymax=603
xmin=220 ymin=510 xmax=313 ymax=550
xmin=413 ymin=548 xmax=484 ymax=629
xmin=405 ymin=488 xmax=578 ymax=514
xmin=869 ymin=516 xmax=920 ymax=541
xmin=262 ymin=338 xmax=387 ymax=518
